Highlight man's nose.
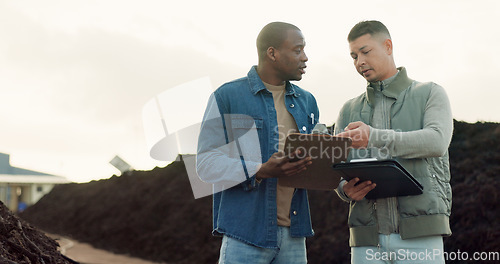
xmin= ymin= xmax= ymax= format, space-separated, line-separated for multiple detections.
xmin=356 ymin=56 xmax=366 ymax=67
xmin=302 ymin=51 xmax=308 ymax=62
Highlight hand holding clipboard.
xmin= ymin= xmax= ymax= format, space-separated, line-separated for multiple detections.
xmin=332 ymin=159 xmax=423 ymax=199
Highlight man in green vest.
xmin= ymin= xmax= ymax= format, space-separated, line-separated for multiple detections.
xmin=335 ymin=20 xmax=453 ymax=264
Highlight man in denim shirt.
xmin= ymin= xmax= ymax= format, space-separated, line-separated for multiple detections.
xmin=197 ymin=22 xmax=319 ymax=263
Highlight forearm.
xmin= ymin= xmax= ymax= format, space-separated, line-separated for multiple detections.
xmin=369 ymin=126 xmax=451 ymax=158
xmin=196 ymin=149 xmax=261 ymax=187
xmin=368 ymin=84 xmax=453 ymax=158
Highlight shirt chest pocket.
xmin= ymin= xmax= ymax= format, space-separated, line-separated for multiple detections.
xmin=227 ymin=114 xmax=263 ymax=130
xmin=225 ymin=114 xmax=263 ymax=157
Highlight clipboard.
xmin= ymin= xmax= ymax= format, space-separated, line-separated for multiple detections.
xmin=279 ymin=133 xmax=352 ymax=190
xmin=332 ymin=159 xmax=423 ymax=199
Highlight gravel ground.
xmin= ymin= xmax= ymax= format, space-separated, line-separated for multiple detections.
xmin=48 ymin=234 xmax=162 ymax=264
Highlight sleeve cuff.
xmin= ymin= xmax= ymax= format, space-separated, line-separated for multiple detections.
xmin=240 ymin=161 xmax=262 ymax=191
xmin=368 ymin=127 xmax=393 ymax=149
xmin=335 ymin=179 xmax=352 ymax=202
xmin=241 ymin=175 xmax=262 ymax=191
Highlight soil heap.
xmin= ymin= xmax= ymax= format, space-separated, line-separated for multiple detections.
xmin=19 ymin=120 xmax=500 ymax=264
xmin=21 ymin=162 xmax=215 ymax=264
xmin=0 ymin=201 xmax=76 ymax=263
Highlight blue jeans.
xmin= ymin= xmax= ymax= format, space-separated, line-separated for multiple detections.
xmin=218 ymin=226 xmax=307 ymax=264
xmin=351 ymin=234 xmax=444 ymax=264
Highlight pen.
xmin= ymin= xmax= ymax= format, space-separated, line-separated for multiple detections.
xmin=310 ymin=113 xmax=314 ymax=124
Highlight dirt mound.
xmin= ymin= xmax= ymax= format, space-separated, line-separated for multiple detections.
xmin=19 ymin=120 xmax=500 ymax=263
xmin=20 ymin=162 xmax=217 ymax=264
xmin=445 ymin=120 xmax=500 ymax=260
xmin=0 ymin=201 xmax=76 ymax=263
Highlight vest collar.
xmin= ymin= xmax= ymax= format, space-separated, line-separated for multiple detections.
xmin=365 ymin=67 xmax=414 ymax=105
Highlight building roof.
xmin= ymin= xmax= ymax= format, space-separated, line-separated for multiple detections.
xmin=0 ymin=174 xmax=70 ymax=184
xmin=0 ymin=153 xmax=71 ymax=184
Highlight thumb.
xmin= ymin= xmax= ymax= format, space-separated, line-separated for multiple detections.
xmin=345 ymin=121 xmax=362 ymax=131
xmin=336 ymin=131 xmax=351 ymax=138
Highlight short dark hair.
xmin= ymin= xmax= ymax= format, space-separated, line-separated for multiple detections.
xmin=348 ymin=20 xmax=391 ymax=42
xmin=256 ymin=22 xmax=300 ymax=61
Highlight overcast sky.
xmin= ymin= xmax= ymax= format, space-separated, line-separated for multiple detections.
xmin=1 ymin=0 xmax=499 ymax=182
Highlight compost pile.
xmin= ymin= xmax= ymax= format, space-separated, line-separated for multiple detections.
xmin=19 ymin=120 xmax=500 ymax=264
xmin=0 ymin=201 xmax=76 ymax=264
xmin=20 ymin=162 xmax=216 ymax=264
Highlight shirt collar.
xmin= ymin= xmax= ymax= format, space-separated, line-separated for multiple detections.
xmin=247 ymin=66 xmax=299 ymax=96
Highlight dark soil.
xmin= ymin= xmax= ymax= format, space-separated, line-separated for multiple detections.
xmin=20 ymin=163 xmax=215 ymax=264
xmin=0 ymin=201 xmax=76 ymax=264
xmin=19 ymin=120 xmax=500 ymax=264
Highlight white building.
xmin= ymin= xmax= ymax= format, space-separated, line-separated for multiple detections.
xmin=0 ymin=153 xmax=70 ymax=212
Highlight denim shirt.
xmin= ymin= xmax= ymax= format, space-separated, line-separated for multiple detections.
xmin=196 ymin=66 xmax=319 ymax=248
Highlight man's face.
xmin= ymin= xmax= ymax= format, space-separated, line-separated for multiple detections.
xmin=274 ymin=29 xmax=308 ymax=81
xmin=349 ymin=33 xmax=393 ymax=83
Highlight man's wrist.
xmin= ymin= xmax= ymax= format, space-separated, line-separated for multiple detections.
xmin=368 ymin=127 xmax=394 ymax=149
xmin=255 ymin=170 xmax=263 ymax=183
xmin=336 ymin=180 xmax=353 ymax=202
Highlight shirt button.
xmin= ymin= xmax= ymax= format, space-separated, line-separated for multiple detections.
xmin=289 ymin=104 xmax=295 ymax=108
xmin=302 ymin=126 xmax=306 ymax=131
xmin=293 ymin=210 xmax=297 ymax=216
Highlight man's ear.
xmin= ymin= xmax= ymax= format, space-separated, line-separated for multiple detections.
xmin=384 ymin=38 xmax=393 ymax=55
xmin=266 ymin=47 xmax=277 ymax=62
